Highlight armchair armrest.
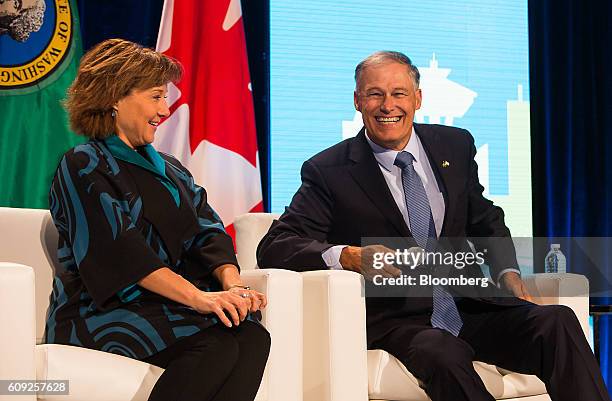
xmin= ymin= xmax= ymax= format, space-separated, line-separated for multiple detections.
xmin=0 ymin=263 xmax=36 ymax=401
xmin=241 ymin=268 xmax=303 ymax=401
xmin=301 ymin=270 xmax=369 ymax=401
xmin=523 ymin=273 xmax=590 ymax=339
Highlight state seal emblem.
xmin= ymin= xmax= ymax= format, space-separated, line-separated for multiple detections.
xmin=0 ymin=0 xmax=73 ymax=92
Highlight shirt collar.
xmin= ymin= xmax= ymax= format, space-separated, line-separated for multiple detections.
xmin=365 ymin=127 xmax=421 ymax=171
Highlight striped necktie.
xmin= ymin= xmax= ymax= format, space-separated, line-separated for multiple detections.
xmin=394 ymin=151 xmax=463 ymax=336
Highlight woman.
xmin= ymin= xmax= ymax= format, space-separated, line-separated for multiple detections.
xmin=46 ymin=38 xmax=270 ymax=401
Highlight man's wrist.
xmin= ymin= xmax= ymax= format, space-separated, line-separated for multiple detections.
xmin=340 ymin=246 xmax=361 ymax=272
xmin=322 ymin=245 xmax=348 ymax=270
xmin=499 ymin=270 xmax=521 ymax=288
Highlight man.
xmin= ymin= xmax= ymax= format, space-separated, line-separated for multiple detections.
xmin=257 ymin=51 xmax=609 ymax=401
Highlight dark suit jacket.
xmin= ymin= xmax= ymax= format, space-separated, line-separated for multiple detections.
xmin=257 ymin=124 xmax=524 ymax=343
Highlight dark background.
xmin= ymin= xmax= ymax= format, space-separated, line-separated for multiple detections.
xmin=528 ymin=0 xmax=612 ymax=383
xmin=77 ymin=0 xmax=612 ymax=386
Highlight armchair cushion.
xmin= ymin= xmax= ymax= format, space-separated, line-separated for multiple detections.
xmin=36 ymin=344 xmax=162 ymax=401
xmin=367 ymin=349 xmax=546 ymax=401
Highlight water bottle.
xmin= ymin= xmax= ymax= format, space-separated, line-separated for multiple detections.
xmin=544 ymin=244 xmax=567 ymax=274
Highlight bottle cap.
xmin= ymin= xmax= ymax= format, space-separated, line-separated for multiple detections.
xmin=551 ymin=244 xmax=560 ymax=249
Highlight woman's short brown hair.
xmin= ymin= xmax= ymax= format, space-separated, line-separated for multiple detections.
xmin=65 ymin=38 xmax=183 ymax=139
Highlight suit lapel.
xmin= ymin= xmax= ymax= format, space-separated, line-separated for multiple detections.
xmin=348 ymin=129 xmax=411 ymax=237
xmin=414 ymin=124 xmax=455 ymax=237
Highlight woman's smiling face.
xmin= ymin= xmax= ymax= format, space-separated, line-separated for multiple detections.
xmin=114 ymin=84 xmax=170 ymax=148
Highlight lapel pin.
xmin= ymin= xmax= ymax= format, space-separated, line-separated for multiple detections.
xmin=442 ymin=160 xmax=450 ymax=168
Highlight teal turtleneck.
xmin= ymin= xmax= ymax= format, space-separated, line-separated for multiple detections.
xmin=103 ymin=135 xmax=180 ymax=207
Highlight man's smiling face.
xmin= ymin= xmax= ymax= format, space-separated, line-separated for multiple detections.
xmin=354 ymin=60 xmax=422 ymax=150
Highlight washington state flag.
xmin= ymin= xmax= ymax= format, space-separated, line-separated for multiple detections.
xmin=0 ymin=0 xmax=83 ymax=208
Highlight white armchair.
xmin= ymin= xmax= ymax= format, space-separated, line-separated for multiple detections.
xmin=0 ymin=207 xmax=303 ymax=401
xmin=234 ymin=212 xmax=592 ymax=401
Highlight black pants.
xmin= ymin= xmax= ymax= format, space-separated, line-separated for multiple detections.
xmin=371 ymin=301 xmax=610 ymax=401
xmin=144 ymin=321 xmax=270 ymax=401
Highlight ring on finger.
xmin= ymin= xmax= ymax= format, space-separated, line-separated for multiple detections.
xmin=241 ymin=292 xmax=251 ymax=298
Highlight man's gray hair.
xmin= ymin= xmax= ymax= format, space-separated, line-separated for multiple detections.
xmin=354 ymin=51 xmax=420 ymax=90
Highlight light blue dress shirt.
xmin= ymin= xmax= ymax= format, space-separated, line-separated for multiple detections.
xmin=321 ymin=128 xmax=519 ymax=284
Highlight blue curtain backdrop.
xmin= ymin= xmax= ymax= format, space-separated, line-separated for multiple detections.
xmin=529 ymin=0 xmax=612 ymax=386
xmin=76 ymin=0 xmax=611 ymax=386
xmin=78 ymin=0 xmax=163 ymax=51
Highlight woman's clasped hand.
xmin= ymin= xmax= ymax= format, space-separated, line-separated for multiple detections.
xmin=191 ymin=288 xmax=267 ymax=327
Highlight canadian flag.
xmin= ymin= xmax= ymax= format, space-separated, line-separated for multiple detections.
xmin=154 ymin=0 xmax=263 ymax=240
